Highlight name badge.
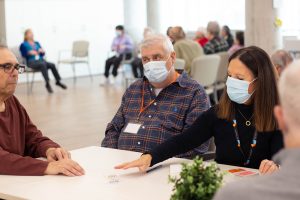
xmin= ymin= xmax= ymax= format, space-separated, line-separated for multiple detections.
xmin=35 ymin=55 xmax=40 ymax=60
xmin=123 ymin=122 xmax=142 ymax=134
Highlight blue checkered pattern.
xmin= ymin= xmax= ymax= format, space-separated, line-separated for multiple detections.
xmin=101 ymin=72 xmax=210 ymax=158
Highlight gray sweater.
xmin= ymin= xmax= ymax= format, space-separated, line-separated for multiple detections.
xmin=213 ymin=148 xmax=300 ymax=200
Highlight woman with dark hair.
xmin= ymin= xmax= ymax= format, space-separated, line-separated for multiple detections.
xmin=221 ymin=25 xmax=234 ymax=48
xmin=228 ymin=31 xmax=244 ymax=56
xmin=20 ymin=29 xmax=66 ymax=93
xmin=115 ymin=46 xmax=283 ymax=174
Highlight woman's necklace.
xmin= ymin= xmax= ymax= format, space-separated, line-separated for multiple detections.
xmin=237 ymin=108 xmax=254 ymax=126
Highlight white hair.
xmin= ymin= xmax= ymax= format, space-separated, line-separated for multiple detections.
xmin=139 ymin=33 xmax=174 ymax=54
xmin=143 ymin=27 xmax=155 ymax=38
xmin=279 ymin=60 xmax=300 ymax=128
xmin=207 ymin=21 xmax=220 ymax=37
xmin=271 ymin=49 xmax=293 ymax=69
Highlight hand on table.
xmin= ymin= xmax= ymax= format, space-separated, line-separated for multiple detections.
xmin=46 ymin=147 xmax=71 ymax=162
xmin=44 ymin=159 xmax=85 ymax=176
xmin=259 ymin=159 xmax=279 ymax=175
xmin=114 ymin=154 xmax=152 ymax=172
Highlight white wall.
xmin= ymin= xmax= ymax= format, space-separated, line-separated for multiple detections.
xmin=280 ymin=0 xmax=300 ymax=36
xmin=5 ymin=0 xmax=124 ymax=82
xmin=158 ymin=0 xmax=245 ymax=34
xmin=123 ymin=0 xmax=147 ymax=43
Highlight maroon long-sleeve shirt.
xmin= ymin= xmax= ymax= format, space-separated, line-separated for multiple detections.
xmin=0 ymin=95 xmax=60 ymax=175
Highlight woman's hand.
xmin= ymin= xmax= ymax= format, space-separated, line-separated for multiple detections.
xmin=259 ymin=159 xmax=279 ymax=175
xmin=114 ymin=154 xmax=152 ymax=172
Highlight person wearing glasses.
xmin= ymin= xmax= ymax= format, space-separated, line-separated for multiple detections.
xmin=0 ymin=45 xmax=84 ymax=176
xmin=115 ymin=46 xmax=284 ymax=175
xmin=20 ymin=29 xmax=66 ymax=93
xmin=101 ymin=34 xmax=210 ymax=158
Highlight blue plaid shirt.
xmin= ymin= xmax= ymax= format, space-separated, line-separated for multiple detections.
xmin=101 ymin=72 xmax=210 ymax=158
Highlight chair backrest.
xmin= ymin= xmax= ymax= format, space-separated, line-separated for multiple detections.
xmin=283 ymin=37 xmax=300 ymax=52
xmin=72 ymin=40 xmax=89 ymax=57
xmin=191 ymin=55 xmax=220 ymax=87
xmin=10 ymin=46 xmax=26 ymax=64
xmin=216 ymin=52 xmax=229 ymax=83
xmin=208 ymin=137 xmax=216 ymax=152
xmin=174 ymin=58 xmax=185 ymax=70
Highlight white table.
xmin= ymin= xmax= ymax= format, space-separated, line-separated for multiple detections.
xmin=0 ymin=146 xmax=258 ymax=200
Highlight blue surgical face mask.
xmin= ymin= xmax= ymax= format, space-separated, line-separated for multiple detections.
xmin=226 ymin=76 xmax=257 ymax=104
xmin=143 ymin=57 xmax=172 ymax=83
xmin=116 ymin=30 xmax=122 ymax=37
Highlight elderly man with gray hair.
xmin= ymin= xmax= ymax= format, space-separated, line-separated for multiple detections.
xmin=213 ymin=61 xmax=300 ymax=200
xmin=203 ymin=21 xmax=229 ymax=54
xmin=271 ymin=49 xmax=293 ymax=76
xmin=102 ymin=34 xmax=210 ymax=158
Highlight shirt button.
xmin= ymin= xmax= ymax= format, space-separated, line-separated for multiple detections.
xmin=150 ymin=88 xmax=153 ymax=91
xmin=148 ymin=115 xmax=152 ymax=118
xmin=137 ymin=141 xmax=141 ymax=145
xmin=154 ymin=102 xmax=157 ymax=106
xmin=142 ymin=126 xmax=145 ymax=129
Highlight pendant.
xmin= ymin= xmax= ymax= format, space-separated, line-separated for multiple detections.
xmin=246 ymin=121 xmax=251 ymax=126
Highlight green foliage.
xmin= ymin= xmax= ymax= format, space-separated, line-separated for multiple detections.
xmin=169 ymin=157 xmax=223 ymax=200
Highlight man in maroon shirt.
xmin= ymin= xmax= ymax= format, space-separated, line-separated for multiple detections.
xmin=0 ymin=46 xmax=85 ymax=176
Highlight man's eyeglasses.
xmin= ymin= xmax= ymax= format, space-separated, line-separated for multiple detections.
xmin=0 ymin=63 xmax=26 ymax=74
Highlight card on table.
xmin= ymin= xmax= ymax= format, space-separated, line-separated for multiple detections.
xmin=227 ymin=168 xmax=258 ymax=177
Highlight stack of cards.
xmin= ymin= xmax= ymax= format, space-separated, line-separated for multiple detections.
xmin=227 ymin=168 xmax=258 ymax=177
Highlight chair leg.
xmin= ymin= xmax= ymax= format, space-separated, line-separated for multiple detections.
xmin=121 ymin=64 xmax=126 ymax=85
xmin=30 ymin=73 xmax=35 ymax=93
xmin=72 ymin=64 xmax=76 ymax=84
xmin=87 ymin=63 xmax=93 ymax=82
xmin=26 ymin=72 xmax=30 ymax=95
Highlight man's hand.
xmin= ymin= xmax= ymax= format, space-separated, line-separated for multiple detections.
xmin=44 ymin=159 xmax=85 ymax=176
xmin=46 ymin=148 xmax=71 ymax=162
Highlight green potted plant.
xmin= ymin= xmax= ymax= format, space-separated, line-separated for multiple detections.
xmin=169 ymin=157 xmax=223 ymax=200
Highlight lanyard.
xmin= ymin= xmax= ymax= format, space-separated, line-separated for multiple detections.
xmin=232 ymin=119 xmax=258 ymax=166
xmin=137 ymin=73 xmax=180 ymax=121
xmin=137 ymin=81 xmax=155 ymax=121
xmin=29 ymin=42 xmax=37 ymax=51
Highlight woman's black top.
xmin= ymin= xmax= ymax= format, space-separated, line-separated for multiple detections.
xmin=149 ymin=103 xmax=284 ymax=169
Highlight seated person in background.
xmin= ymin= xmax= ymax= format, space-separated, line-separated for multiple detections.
xmin=115 ymin=46 xmax=283 ymax=174
xmin=221 ymin=25 xmax=234 ymax=48
xmin=131 ymin=27 xmax=154 ymax=78
xmin=20 ymin=29 xmax=66 ymax=94
xmin=271 ymin=49 xmax=293 ymax=76
xmin=169 ymin=26 xmax=204 ymax=75
xmin=213 ymin=61 xmax=300 ymax=200
xmin=228 ymin=31 xmax=244 ymax=56
xmin=0 ymin=46 xmax=84 ymax=176
xmin=102 ymin=34 xmax=210 ymax=158
xmin=101 ymin=25 xmax=134 ymax=85
xmin=204 ymin=21 xmax=229 ymax=54
xmin=166 ymin=26 xmax=173 ymax=42
xmin=194 ymin=27 xmax=208 ymax=47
